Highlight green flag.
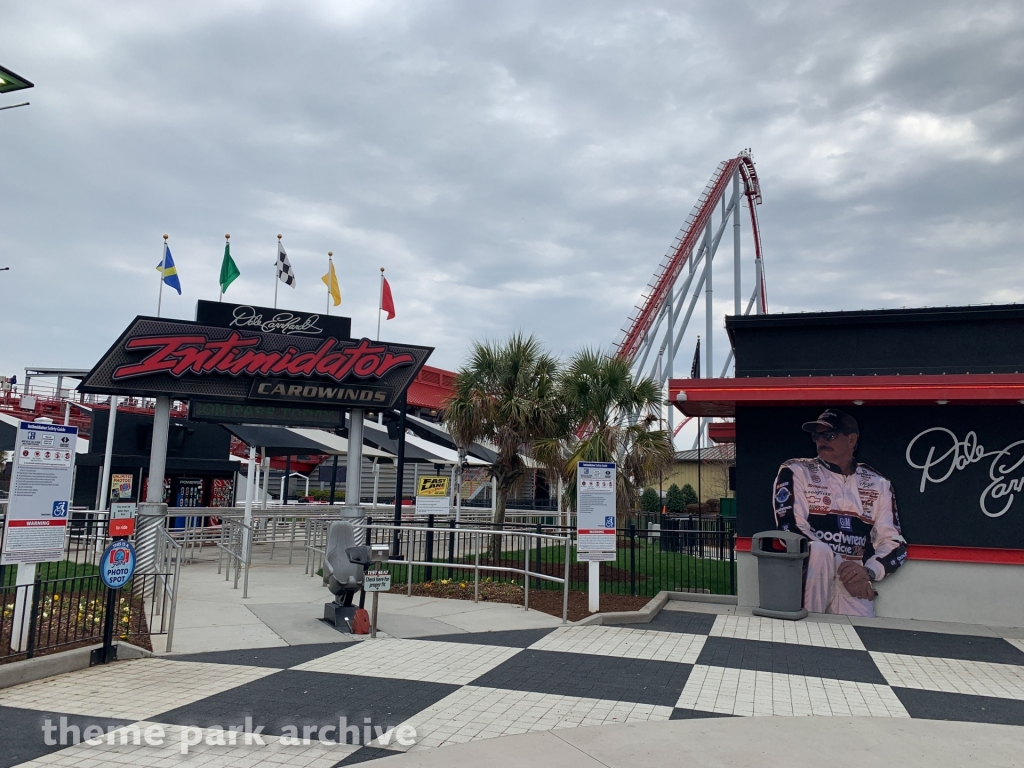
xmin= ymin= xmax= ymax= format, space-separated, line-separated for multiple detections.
xmin=219 ymin=242 xmax=240 ymax=294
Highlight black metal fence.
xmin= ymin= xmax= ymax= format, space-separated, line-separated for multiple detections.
xmin=363 ymin=514 xmax=736 ymax=598
xmin=0 ymin=513 xmax=179 ymax=664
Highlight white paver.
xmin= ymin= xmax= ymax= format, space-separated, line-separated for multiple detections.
xmin=710 ymin=615 xmax=866 ymax=650
xmin=0 ymin=659 xmax=276 ymax=721
xmin=292 ymin=638 xmax=520 ymax=684
xmin=528 ymin=625 xmax=706 ymax=663
xmin=676 ymin=665 xmax=910 ymax=718
xmin=386 ymin=685 xmax=673 ymax=751
xmin=871 ymin=652 xmax=1024 ymax=701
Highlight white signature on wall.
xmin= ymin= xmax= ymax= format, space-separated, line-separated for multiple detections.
xmin=906 ymin=427 xmax=1024 ymax=518
xmin=229 ymin=306 xmax=324 ymax=335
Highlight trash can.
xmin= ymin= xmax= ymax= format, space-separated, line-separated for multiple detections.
xmin=750 ymin=530 xmax=809 ymax=620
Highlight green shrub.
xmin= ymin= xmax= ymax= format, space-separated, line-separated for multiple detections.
xmin=639 ymin=487 xmax=661 ymax=513
xmin=680 ymin=483 xmax=699 ymax=506
xmin=665 ymin=483 xmax=685 ymax=512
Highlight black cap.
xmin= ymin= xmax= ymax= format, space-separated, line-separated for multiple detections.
xmin=802 ymin=408 xmax=859 ymax=435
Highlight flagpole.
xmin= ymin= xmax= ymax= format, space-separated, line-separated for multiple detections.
xmin=326 ymin=252 xmax=333 ymax=316
xmin=275 ymin=234 xmax=281 ymax=309
xmin=157 ymin=234 xmax=168 ymax=317
xmin=220 ymin=234 xmax=229 ymax=303
xmin=377 ymin=267 xmax=384 ymax=341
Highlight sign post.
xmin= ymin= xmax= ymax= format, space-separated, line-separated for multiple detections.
xmin=2 ymin=422 xmax=77 ymax=653
xmin=576 ymin=461 xmax=617 ymax=613
xmin=362 ymin=569 xmax=391 ymax=639
xmin=97 ymin=540 xmax=136 ymax=664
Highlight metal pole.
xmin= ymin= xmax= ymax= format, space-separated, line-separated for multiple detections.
xmin=524 ymin=533 xmax=530 ymax=611
xmin=98 ymin=397 xmax=118 ymax=512
xmin=562 ymin=534 xmax=570 ymax=624
xmin=347 ymin=409 xmax=364 ymax=509
xmin=157 ymin=237 xmax=168 ymax=318
xmin=705 ymin=217 xmax=714 ymax=377
xmin=391 ymin=394 xmax=407 ymax=558
xmin=372 ymin=459 xmax=380 ymax=510
xmin=242 ymin=444 xmax=255 ymax=597
xmin=329 ymin=454 xmax=339 ymax=505
xmin=282 ymin=456 xmax=290 ymax=504
xmin=261 ymin=454 xmax=270 ymax=510
xmin=665 ymin=285 xmax=674 ymax=437
xmin=370 ymin=591 xmax=379 ymax=638
xmin=733 ymin=169 xmax=741 ymax=316
xmin=474 ymin=532 xmax=480 ymax=602
xmin=147 ymin=397 xmax=171 ymax=502
xmin=137 ymin=396 xmax=171 ymax=575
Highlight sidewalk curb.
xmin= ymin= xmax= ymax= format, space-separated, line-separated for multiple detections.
xmin=572 ymin=590 xmax=738 ymax=626
xmin=0 ymin=642 xmax=152 ymax=690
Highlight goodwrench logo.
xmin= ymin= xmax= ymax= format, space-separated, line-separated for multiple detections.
xmin=906 ymin=427 xmax=1024 ymax=518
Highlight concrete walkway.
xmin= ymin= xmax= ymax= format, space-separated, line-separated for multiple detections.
xmin=361 ymin=716 xmax=1023 ymax=768
xmin=157 ymin=552 xmax=562 ymax=654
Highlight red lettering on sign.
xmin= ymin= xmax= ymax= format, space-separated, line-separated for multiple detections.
xmin=112 ymin=333 xmax=416 ymax=384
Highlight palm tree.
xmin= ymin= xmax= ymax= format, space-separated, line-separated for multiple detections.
xmin=443 ymin=334 xmax=564 ymax=552
xmin=536 ymin=349 xmax=673 ymax=518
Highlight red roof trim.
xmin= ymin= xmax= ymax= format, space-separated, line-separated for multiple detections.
xmin=669 ymin=374 xmax=1024 ymax=417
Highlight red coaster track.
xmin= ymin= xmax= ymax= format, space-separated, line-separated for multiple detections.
xmin=614 ymin=151 xmax=767 ymax=364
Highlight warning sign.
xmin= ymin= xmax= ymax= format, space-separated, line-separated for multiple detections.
xmin=415 ymin=475 xmax=451 ymax=516
xmin=2 ymin=422 xmax=78 ymax=565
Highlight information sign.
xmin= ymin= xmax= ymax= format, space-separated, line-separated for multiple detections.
xmin=109 ymin=503 xmax=137 ymax=537
xmin=414 ymin=475 xmax=451 ymax=516
xmin=577 ymin=461 xmax=616 ymax=562
xmin=1 ymin=422 xmax=77 ymax=565
xmin=100 ymin=540 xmax=136 ymax=589
xmin=363 ymin=570 xmax=392 ymax=592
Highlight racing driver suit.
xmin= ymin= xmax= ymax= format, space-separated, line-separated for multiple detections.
xmin=773 ymin=457 xmax=907 ymax=617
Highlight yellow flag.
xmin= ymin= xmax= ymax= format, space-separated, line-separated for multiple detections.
xmin=321 ymin=260 xmax=341 ymax=306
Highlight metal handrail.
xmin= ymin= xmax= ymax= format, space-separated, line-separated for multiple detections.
xmin=365 ymin=523 xmax=572 ymax=623
xmin=215 ymin=518 xmax=254 ymax=598
xmin=153 ymin=527 xmax=183 ymax=651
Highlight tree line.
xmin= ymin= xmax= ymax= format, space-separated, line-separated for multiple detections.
xmin=443 ymin=333 xmax=675 ymax=530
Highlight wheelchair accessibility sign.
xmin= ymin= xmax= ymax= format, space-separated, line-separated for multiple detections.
xmin=52 ymin=501 xmax=69 ymax=518
xmin=100 ymin=541 xmax=136 ymax=590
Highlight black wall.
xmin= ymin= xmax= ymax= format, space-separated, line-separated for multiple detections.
xmin=736 ymin=405 xmax=1024 ymax=550
xmin=727 ymin=305 xmax=1024 ymax=377
xmin=88 ymin=411 xmax=230 ymax=460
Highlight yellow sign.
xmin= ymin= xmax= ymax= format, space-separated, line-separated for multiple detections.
xmin=416 ymin=476 xmax=450 ymax=497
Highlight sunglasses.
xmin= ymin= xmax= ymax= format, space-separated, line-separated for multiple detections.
xmin=811 ymin=430 xmax=841 ymax=443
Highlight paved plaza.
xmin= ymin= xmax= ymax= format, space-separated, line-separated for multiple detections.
xmin=1 ymin=599 xmax=1023 ymax=767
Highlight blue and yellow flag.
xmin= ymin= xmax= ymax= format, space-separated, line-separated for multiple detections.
xmin=157 ymin=245 xmax=182 ymax=295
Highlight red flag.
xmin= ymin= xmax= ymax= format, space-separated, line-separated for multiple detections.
xmin=381 ymin=277 xmax=396 ymax=320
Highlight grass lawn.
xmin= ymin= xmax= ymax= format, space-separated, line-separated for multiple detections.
xmin=2 ymin=560 xmax=101 ymax=588
xmin=381 ymin=538 xmax=735 ymax=597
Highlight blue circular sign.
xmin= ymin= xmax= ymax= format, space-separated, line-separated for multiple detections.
xmin=100 ymin=541 xmax=136 ymax=589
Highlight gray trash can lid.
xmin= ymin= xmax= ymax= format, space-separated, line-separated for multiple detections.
xmin=751 ymin=530 xmax=809 ymax=559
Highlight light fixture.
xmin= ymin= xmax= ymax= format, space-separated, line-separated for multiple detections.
xmin=0 ymin=64 xmax=32 ymax=93
xmin=937 ymin=400 xmax=949 ymax=405
xmin=852 ymin=400 xmax=864 ymax=406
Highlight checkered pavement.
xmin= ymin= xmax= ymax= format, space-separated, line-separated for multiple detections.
xmin=1 ymin=610 xmax=1023 ymax=767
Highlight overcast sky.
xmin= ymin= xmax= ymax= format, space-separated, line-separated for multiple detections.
xmin=2 ymin=2 xmax=1022 ymax=404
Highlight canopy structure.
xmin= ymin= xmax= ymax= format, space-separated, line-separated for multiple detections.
xmin=223 ymin=424 xmax=393 ymax=459
xmin=404 ymin=413 xmax=498 ymax=463
xmin=359 ymin=418 xmax=487 ymax=466
xmin=669 ymin=373 xmax=1024 ymax=418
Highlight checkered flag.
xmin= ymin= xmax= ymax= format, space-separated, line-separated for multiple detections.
xmin=277 ymin=241 xmax=296 ymax=288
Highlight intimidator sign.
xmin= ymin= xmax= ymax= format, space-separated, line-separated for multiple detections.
xmin=80 ymin=316 xmax=432 ymax=410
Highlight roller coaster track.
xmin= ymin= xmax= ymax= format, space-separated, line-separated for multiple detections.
xmin=614 ymin=151 xmax=767 ymax=365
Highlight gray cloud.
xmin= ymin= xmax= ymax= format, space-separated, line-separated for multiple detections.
xmin=0 ymin=0 xmax=1021 ymax=388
